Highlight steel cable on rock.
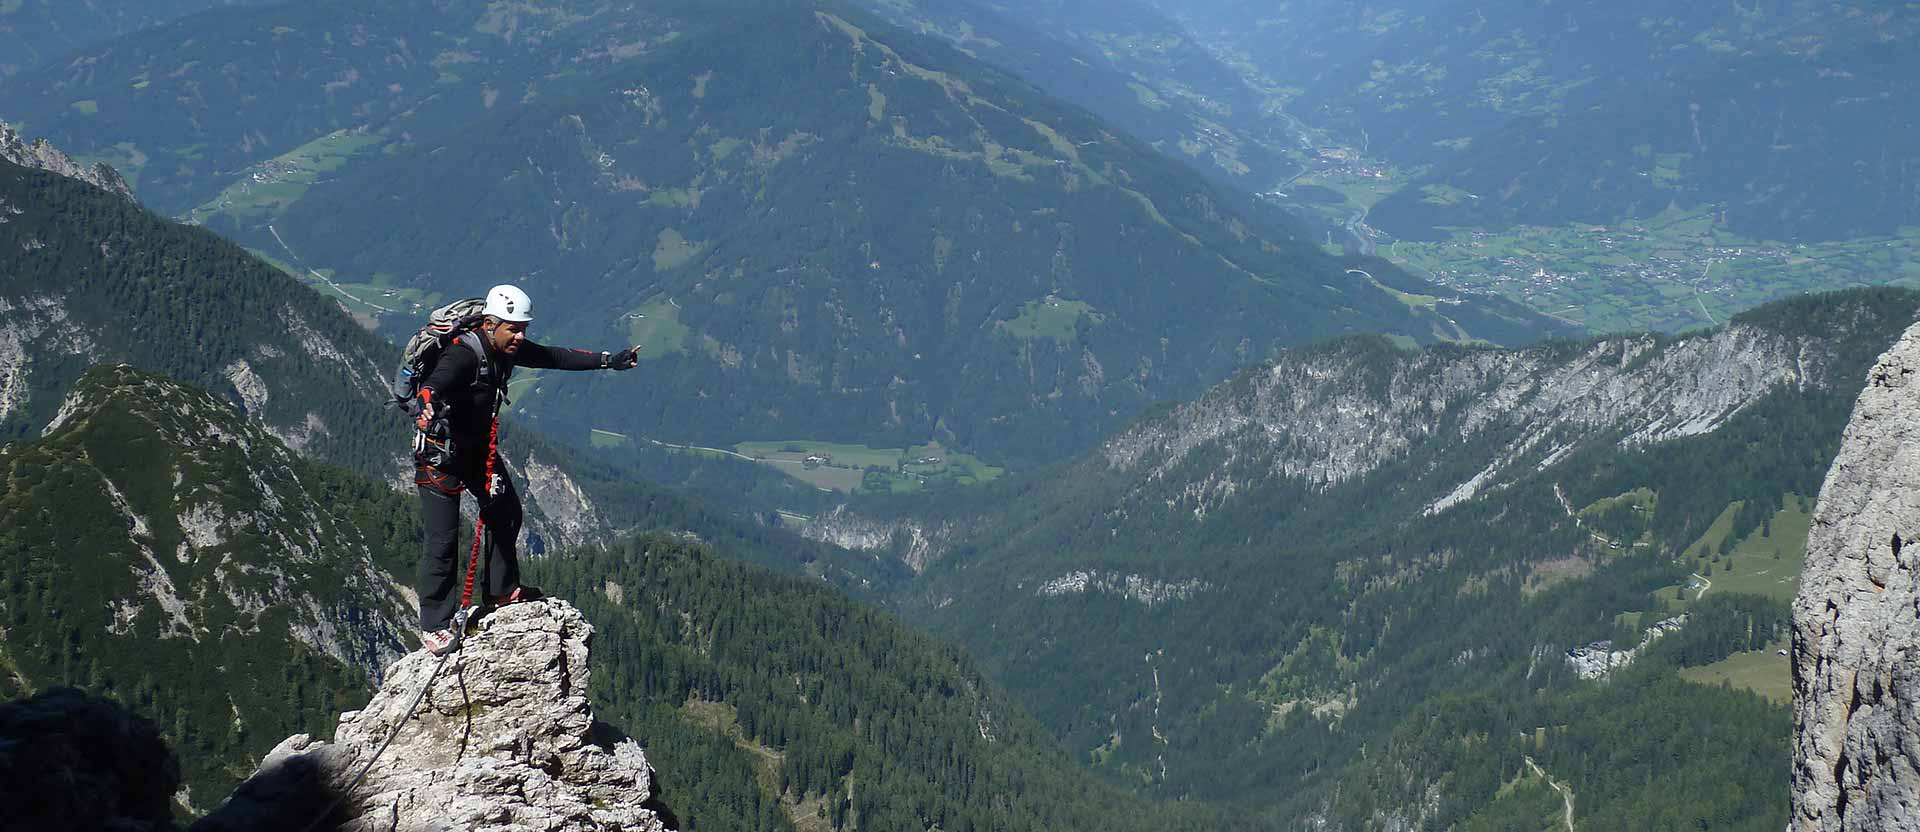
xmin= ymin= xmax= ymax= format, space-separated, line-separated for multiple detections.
xmin=296 ymin=648 xmax=456 ymax=832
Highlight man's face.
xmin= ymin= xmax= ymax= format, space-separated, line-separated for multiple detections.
xmin=490 ymin=319 xmax=528 ymax=354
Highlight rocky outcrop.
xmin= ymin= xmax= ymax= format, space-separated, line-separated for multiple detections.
xmin=0 ymin=120 xmax=135 ymax=201
xmin=801 ymin=504 xmax=955 ymax=573
xmin=1562 ymin=615 xmax=1687 ymax=680
xmin=197 ymin=599 xmax=666 ymax=832
xmin=516 ymin=451 xmax=606 ymax=553
xmin=1792 ymin=320 xmax=1920 ymax=831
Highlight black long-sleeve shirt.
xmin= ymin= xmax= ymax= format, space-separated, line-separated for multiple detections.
xmin=421 ymin=336 xmax=604 ymax=448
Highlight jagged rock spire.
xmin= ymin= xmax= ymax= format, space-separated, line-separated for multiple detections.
xmin=1792 ymin=319 xmax=1920 ymax=830
xmin=0 ymin=120 xmax=135 ymax=201
xmin=195 ymin=600 xmax=668 ymax=832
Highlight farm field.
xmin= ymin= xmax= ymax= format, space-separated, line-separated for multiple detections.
xmin=1389 ymin=207 xmax=1920 ymax=333
xmin=624 ymin=297 xmax=690 ymax=359
xmin=1632 ymin=495 xmax=1812 ymax=703
xmin=734 ymin=439 xmax=1003 ymax=494
xmin=186 ymin=129 xmax=384 ymax=226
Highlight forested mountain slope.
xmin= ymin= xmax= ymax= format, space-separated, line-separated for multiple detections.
xmin=527 ymin=535 xmax=1262 ymax=832
xmin=0 ymin=0 xmax=278 ymax=79
xmin=0 ymin=0 xmax=701 ymax=212
xmin=803 ymin=288 xmax=1919 ymax=826
xmin=267 ymin=0 xmax=1566 ymax=463
xmin=0 ymin=126 xmax=891 ymax=587
xmin=0 ymin=365 xmax=415 ymax=809
xmin=0 ymin=366 xmax=1244 ymax=829
xmin=0 ymin=0 xmax=1573 ymax=466
xmin=857 ymin=0 xmax=1299 ymax=193
xmin=0 ymin=144 xmax=397 ymax=474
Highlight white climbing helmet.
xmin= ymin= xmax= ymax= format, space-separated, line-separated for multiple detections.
xmin=482 ymin=283 xmax=534 ymax=323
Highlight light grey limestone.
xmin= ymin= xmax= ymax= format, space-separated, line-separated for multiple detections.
xmin=198 ymin=600 xmax=665 ymax=832
xmin=1792 ymin=319 xmax=1920 ymax=831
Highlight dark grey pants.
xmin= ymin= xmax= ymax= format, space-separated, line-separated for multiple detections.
xmin=415 ymin=453 xmax=522 ymax=631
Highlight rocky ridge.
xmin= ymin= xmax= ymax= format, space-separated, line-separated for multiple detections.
xmin=196 ymin=599 xmax=667 ymax=832
xmin=0 ymin=119 xmax=134 ymax=200
xmin=812 ymin=305 xmax=1898 ymax=574
xmin=1105 ymin=323 xmax=1833 ymax=518
xmin=1791 ymin=319 xmax=1920 ymax=830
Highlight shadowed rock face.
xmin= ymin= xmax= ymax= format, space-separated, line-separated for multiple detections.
xmin=195 ymin=599 xmax=667 ymax=832
xmin=1792 ymin=319 xmax=1920 ymax=830
xmin=0 ymin=688 xmax=182 ymax=832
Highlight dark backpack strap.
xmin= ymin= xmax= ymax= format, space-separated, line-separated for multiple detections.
xmin=456 ymin=329 xmax=512 ymax=409
xmin=456 ymin=330 xmax=494 ymax=388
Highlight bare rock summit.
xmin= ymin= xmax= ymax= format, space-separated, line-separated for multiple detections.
xmin=1792 ymin=318 xmax=1920 ymax=830
xmin=194 ymin=599 xmax=668 ymax=832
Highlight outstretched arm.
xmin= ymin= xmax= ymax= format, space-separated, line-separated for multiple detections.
xmin=516 ymin=341 xmax=641 ymax=371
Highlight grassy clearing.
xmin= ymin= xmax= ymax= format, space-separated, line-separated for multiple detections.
xmin=625 ymin=297 xmax=689 ymax=358
xmin=733 ymin=439 xmax=1003 ymax=494
xmin=738 ymin=440 xmax=901 ymax=469
xmin=329 ymin=281 xmax=439 ymax=315
xmin=1579 ymin=487 xmax=1657 ymax=519
xmin=187 ymin=130 xmax=383 ymax=225
xmin=1698 ymin=498 xmax=1811 ymax=603
xmin=1288 ymin=171 xmax=1402 ymax=214
xmin=589 ymin=428 xmax=632 ymax=449
xmin=1678 ymin=640 xmax=1793 ymax=703
xmin=652 ymin=227 xmax=705 ymax=271
xmin=1002 ymin=296 xmax=1100 ymax=341
xmin=1634 ymin=496 xmax=1811 ymax=701
xmin=503 ymin=368 xmax=543 ymax=410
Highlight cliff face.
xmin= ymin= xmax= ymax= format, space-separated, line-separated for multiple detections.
xmin=1792 ymin=320 xmax=1920 ymax=830
xmin=197 ymin=599 xmax=667 ymax=832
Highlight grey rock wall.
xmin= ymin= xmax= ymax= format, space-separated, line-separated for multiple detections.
xmin=1792 ymin=320 xmax=1920 ymax=831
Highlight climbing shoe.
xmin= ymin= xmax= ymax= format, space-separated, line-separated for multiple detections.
xmin=489 ymin=585 xmax=545 ymax=607
xmin=421 ymin=627 xmax=460 ymax=656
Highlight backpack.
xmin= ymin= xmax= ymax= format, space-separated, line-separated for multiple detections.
xmin=390 ymin=297 xmax=493 ymax=416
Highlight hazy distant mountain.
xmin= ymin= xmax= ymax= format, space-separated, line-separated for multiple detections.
xmin=857 ymin=0 xmax=1301 ymax=192
xmin=1165 ymin=0 xmax=1920 ymax=242
xmin=0 ymin=0 xmax=278 ymax=78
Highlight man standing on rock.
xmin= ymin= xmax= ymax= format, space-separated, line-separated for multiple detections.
xmin=412 ymin=284 xmax=639 ymax=654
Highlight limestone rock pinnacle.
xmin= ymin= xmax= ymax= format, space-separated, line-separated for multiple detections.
xmin=195 ymin=599 xmax=668 ymax=832
xmin=1791 ymin=318 xmax=1920 ymax=830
